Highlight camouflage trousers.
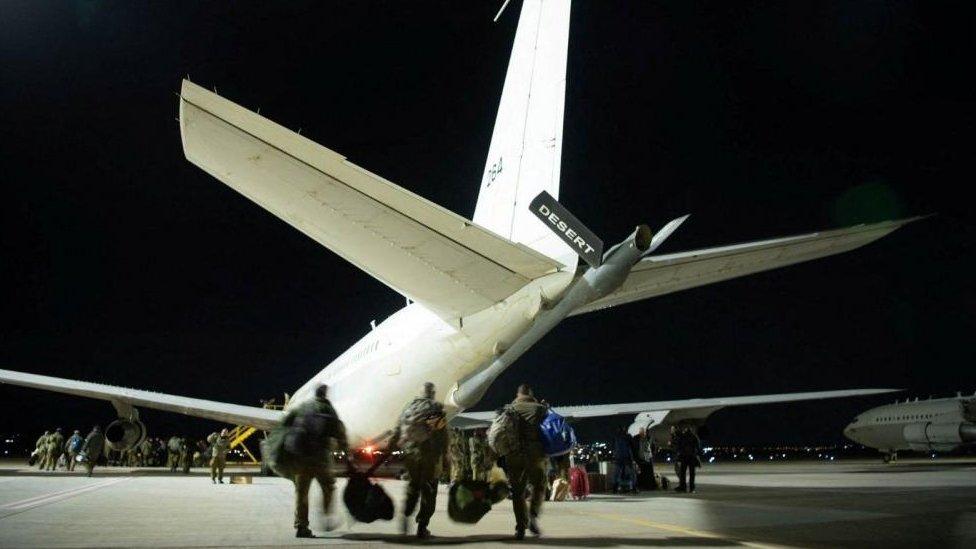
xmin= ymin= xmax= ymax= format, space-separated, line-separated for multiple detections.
xmin=293 ymin=465 xmax=335 ymax=530
xmin=504 ymin=453 xmax=546 ymax=531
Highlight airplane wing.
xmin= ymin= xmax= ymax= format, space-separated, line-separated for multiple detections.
xmin=0 ymin=369 xmax=284 ymax=430
xmin=456 ymin=388 xmax=900 ymax=423
xmin=572 ymin=217 xmax=922 ymax=316
xmin=179 ymin=80 xmax=562 ymax=320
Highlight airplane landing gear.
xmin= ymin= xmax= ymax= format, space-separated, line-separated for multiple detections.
xmin=883 ymin=451 xmax=897 ymax=464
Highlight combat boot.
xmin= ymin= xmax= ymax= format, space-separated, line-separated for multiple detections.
xmin=295 ymin=527 xmax=313 ymax=538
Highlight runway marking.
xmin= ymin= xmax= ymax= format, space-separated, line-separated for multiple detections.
xmin=0 ymin=478 xmax=130 ymax=513
xmin=568 ymin=509 xmax=790 ymax=549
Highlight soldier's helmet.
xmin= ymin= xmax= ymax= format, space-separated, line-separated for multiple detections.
xmin=315 ymin=383 xmax=329 ymax=400
xmin=423 ymin=382 xmax=435 ymax=399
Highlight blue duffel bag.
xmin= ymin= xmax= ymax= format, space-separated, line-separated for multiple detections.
xmin=539 ymin=409 xmax=576 ymax=457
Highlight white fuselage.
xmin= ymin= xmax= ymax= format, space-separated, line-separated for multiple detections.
xmin=843 ymin=397 xmax=976 ymax=453
xmin=283 ymin=270 xmax=574 ymax=446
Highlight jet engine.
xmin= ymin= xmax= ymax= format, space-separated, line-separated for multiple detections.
xmin=903 ymin=422 xmax=976 ymax=450
xmin=105 ymin=418 xmax=147 ymax=451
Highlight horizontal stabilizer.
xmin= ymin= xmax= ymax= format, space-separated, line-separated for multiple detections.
xmin=573 ymin=216 xmax=923 ymax=315
xmin=0 ymin=368 xmax=284 ymax=430
xmin=179 ymin=80 xmax=562 ymax=319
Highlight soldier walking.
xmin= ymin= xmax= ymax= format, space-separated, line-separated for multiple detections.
xmin=505 ymin=384 xmax=548 ymax=540
xmin=389 ymin=382 xmax=448 ymax=540
xmin=281 ymin=383 xmax=348 ymax=538
xmin=65 ymin=430 xmax=84 ymax=471
xmin=208 ymin=429 xmax=231 ymax=483
xmin=34 ymin=431 xmax=50 ymax=469
xmin=44 ymin=428 xmax=64 ymax=471
xmin=82 ymin=426 xmax=105 ymax=477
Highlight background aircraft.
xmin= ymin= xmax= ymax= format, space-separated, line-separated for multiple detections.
xmin=844 ymin=393 xmax=976 ymax=461
xmin=0 ymin=1 xmax=926 ymax=451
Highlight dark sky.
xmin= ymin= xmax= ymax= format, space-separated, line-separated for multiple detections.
xmin=1 ymin=1 xmax=972 ymax=446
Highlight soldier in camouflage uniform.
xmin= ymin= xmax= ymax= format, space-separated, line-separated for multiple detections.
xmin=282 ymin=383 xmax=348 ymax=538
xmin=448 ymin=428 xmax=471 ymax=482
xmin=389 ymin=382 xmax=448 ymax=540
xmin=44 ymin=428 xmax=64 ymax=471
xmin=208 ymin=429 xmax=231 ymax=483
xmin=34 ymin=431 xmax=50 ymax=469
xmin=505 ymin=384 xmax=548 ymax=540
xmin=468 ymin=430 xmax=491 ymax=482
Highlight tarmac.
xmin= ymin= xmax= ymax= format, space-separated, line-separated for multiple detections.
xmin=1 ymin=458 xmax=974 ymax=548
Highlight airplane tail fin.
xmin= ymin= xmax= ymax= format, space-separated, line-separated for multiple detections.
xmin=473 ymin=0 xmax=577 ymax=269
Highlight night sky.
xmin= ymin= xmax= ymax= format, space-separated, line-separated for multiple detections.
xmin=1 ymin=1 xmax=972 ymax=447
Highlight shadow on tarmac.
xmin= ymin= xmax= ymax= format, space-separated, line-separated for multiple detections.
xmin=340 ymin=533 xmax=739 ymax=546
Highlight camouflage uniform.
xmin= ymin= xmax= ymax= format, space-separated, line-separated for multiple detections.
xmin=505 ymin=394 xmax=548 ymax=535
xmin=208 ymin=431 xmax=231 ymax=483
xmin=469 ymin=431 xmax=491 ymax=482
xmin=138 ymin=439 xmax=153 ymax=467
xmin=35 ymin=432 xmax=50 ymax=469
xmin=448 ymin=428 xmax=471 ymax=482
xmin=82 ymin=427 xmax=105 ymax=477
xmin=282 ymin=394 xmax=348 ymax=534
xmin=390 ymin=394 xmax=448 ymax=535
xmin=45 ymin=430 xmax=64 ymax=471
xmin=167 ymin=436 xmax=181 ymax=472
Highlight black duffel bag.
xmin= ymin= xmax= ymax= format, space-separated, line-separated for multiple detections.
xmin=447 ymin=480 xmax=493 ymax=524
xmin=343 ymin=459 xmax=394 ymax=523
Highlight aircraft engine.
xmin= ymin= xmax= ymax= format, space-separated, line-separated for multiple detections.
xmin=105 ymin=418 xmax=147 ymax=451
xmin=902 ymin=422 xmax=976 ymax=448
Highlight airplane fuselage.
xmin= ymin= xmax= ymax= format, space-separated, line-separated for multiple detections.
xmin=284 ymin=270 xmax=574 ymax=445
xmin=844 ymin=396 xmax=976 ymax=454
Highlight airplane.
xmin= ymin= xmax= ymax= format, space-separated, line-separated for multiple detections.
xmin=1 ymin=0 xmax=920 ymax=456
xmin=843 ymin=393 xmax=976 ymax=462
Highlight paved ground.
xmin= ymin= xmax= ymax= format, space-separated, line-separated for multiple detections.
xmin=1 ymin=458 xmax=974 ymax=548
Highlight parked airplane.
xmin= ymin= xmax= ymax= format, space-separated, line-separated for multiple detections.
xmin=844 ymin=394 xmax=976 ymax=461
xmin=1 ymin=0 xmax=919 ymax=453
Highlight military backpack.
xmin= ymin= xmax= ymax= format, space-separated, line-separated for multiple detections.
xmin=397 ymin=398 xmax=446 ymax=448
xmin=487 ymin=405 xmax=521 ymax=457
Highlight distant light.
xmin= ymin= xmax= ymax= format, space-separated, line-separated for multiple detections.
xmin=708 ymin=456 xmax=715 ymax=463
xmin=748 ymin=454 xmax=754 ymax=461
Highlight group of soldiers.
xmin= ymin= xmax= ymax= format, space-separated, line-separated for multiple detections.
xmin=446 ymin=428 xmax=492 ymax=482
xmin=31 ymin=428 xmax=231 ymax=483
xmin=33 ymin=426 xmax=105 ymax=476
xmin=281 ymin=381 xmax=549 ymax=541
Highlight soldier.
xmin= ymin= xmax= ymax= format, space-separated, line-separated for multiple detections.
xmin=505 ymin=384 xmax=548 ymax=540
xmin=389 ymin=382 xmax=448 ymax=540
xmin=448 ymin=428 xmax=471 ymax=482
xmin=34 ymin=430 xmax=50 ymax=469
xmin=281 ymin=383 xmax=348 ymax=538
xmin=82 ymin=426 xmax=105 ymax=477
xmin=65 ymin=430 xmax=84 ymax=471
xmin=469 ymin=430 xmax=491 ymax=482
xmin=138 ymin=437 xmax=153 ymax=467
xmin=167 ymin=435 xmax=181 ymax=472
xmin=675 ymin=427 xmax=701 ymax=493
xmin=45 ymin=428 xmax=64 ymax=471
xmin=180 ymin=438 xmax=192 ymax=474
xmin=208 ymin=429 xmax=231 ymax=484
